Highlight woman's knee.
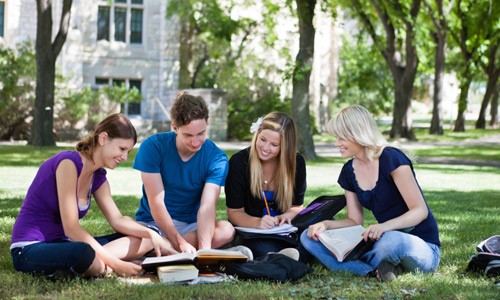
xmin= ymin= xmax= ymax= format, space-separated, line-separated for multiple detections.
xmin=300 ymin=230 xmax=313 ymax=249
xmin=75 ymin=243 xmax=101 ymax=276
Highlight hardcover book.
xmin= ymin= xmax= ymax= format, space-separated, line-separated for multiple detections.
xmin=141 ymin=249 xmax=248 ymax=273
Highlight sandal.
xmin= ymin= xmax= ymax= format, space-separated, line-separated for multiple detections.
xmin=376 ymin=261 xmax=403 ymax=282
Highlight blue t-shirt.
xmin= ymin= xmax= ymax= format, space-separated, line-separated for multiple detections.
xmin=338 ymin=147 xmax=440 ymax=247
xmin=134 ymin=132 xmax=229 ymax=223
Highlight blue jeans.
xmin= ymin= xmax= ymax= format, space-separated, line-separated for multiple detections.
xmin=11 ymin=233 xmax=123 ymax=276
xmin=300 ymin=229 xmax=440 ymax=276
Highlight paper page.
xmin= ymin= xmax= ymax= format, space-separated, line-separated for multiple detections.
xmin=235 ymin=223 xmax=298 ymax=235
xmin=142 ymin=252 xmax=196 ymax=266
xmin=196 ymin=248 xmax=246 ymax=257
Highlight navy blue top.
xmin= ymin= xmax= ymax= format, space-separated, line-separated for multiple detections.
xmin=338 ymin=147 xmax=440 ymax=247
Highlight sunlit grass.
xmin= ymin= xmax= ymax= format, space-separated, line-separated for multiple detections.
xmin=1 ymin=134 xmax=499 ymax=299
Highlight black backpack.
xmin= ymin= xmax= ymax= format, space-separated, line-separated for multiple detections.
xmin=225 ymin=253 xmax=313 ymax=283
xmin=233 ymin=195 xmax=347 ymax=248
xmin=291 ymin=195 xmax=346 ymax=234
xmin=466 ymin=235 xmax=500 ymax=276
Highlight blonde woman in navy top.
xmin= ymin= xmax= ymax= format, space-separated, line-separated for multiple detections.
xmin=300 ymin=105 xmax=440 ymax=281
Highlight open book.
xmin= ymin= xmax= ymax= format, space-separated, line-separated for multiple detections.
xmin=318 ymin=225 xmax=374 ymax=262
xmin=235 ymin=223 xmax=298 ymax=236
xmin=141 ymin=248 xmax=248 ymax=273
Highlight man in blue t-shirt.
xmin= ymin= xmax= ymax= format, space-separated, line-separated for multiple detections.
xmin=134 ymin=92 xmax=234 ymax=253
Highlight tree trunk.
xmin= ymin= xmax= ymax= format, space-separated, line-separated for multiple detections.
xmin=292 ymin=0 xmax=317 ymax=160
xmin=475 ymin=74 xmax=498 ymax=129
xmin=353 ymin=0 xmax=421 ymax=140
xmin=178 ymin=15 xmax=193 ymax=89
xmin=32 ymin=0 xmax=72 ymax=146
xmin=390 ymin=68 xmax=416 ymax=140
xmin=429 ymin=29 xmax=445 ymax=135
xmin=489 ymin=82 xmax=498 ymax=128
xmin=428 ymin=0 xmax=446 ymax=135
xmin=476 ymin=43 xmax=499 ymax=129
xmin=453 ymin=72 xmax=472 ymax=132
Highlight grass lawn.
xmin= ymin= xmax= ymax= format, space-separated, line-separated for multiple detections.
xmin=1 ymin=131 xmax=499 ymax=299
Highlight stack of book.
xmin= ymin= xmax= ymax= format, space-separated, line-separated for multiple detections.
xmin=141 ymin=248 xmax=249 ymax=284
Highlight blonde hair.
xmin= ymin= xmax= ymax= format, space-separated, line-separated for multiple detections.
xmin=327 ymin=105 xmax=388 ymax=161
xmin=249 ymin=112 xmax=297 ymax=212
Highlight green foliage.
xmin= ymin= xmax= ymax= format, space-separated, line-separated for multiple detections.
xmin=54 ymin=84 xmax=141 ymax=135
xmin=335 ymin=35 xmax=393 ymax=115
xmin=0 ymin=41 xmax=36 ymax=140
xmin=226 ymin=60 xmax=291 ymax=140
xmin=167 ymin=0 xmax=297 ymax=138
xmin=55 ymin=87 xmax=98 ymax=128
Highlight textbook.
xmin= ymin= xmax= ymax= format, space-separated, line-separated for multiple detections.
xmin=141 ymin=249 xmax=248 ymax=272
xmin=157 ymin=264 xmax=199 ymax=283
xmin=318 ymin=225 xmax=374 ymax=262
xmin=235 ymin=223 xmax=298 ymax=236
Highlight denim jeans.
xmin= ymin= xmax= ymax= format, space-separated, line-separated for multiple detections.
xmin=11 ymin=233 xmax=123 ymax=276
xmin=300 ymin=229 xmax=440 ymax=276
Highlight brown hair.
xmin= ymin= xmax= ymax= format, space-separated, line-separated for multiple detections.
xmin=170 ymin=91 xmax=209 ymax=127
xmin=249 ymin=112 xmax=297 ymax=212
xmin=76 ymin=113 xmax=137 ymax=161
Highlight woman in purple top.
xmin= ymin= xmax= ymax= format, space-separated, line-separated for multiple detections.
xmin=10 ymin=113 xmax=176 ymax=278
xmin=300 ymin=105 xmax=440 ymax=281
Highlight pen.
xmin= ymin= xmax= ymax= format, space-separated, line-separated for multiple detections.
xmin=262 ymin=191 xmax=271 ymax=216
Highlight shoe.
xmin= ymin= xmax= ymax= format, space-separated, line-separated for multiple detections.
xmin=276 ymin=248 xmax=300 ymax=261
xmin=225 ymin=245 xmax=253 ymax=261
xmin=377 ymin=261 xmax=403 ymax=282
xmin=47 ymin=269 xmax=77 ymax=281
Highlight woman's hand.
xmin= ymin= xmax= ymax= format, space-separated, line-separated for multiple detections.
xmin=258 ymin=215 xmax=277 ymax=229
xmin=109 ymin=259 xmax=143 ymax=277
xmin=363 ymin=224 xmax=388 ymax=241
xmin=307 ymin=221 xmax=327 ymax=241
xmin=276 ymin=215 xmax=291 ymax=226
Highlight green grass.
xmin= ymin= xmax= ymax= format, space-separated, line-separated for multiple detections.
xmin=1 ymin=131 xmax=499 ymax=299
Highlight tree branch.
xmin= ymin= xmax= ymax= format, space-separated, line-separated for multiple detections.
xmin=52 ymin=0 xmax=73 ymax=57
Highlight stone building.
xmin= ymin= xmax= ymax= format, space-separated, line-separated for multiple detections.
xmin=0 ymin=0 xmax=227 ymax=141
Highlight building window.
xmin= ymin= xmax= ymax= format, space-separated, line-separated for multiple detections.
xmin=95 ymin=78 xmax=142 ymax=115
xmin=0 ymin=1 xmax=5 ymax=38
xmin=97 ymin=7 xmax=110 ymax=41
xmin=97 ymin=0 xmax=143 ymax=44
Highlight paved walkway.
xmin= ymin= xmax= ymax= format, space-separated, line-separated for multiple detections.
xmin=217 ymin=134 xmax=500 ymax=168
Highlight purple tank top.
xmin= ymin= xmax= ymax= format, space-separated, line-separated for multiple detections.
xmin=11 ymin=151 xmax=107 ymax=244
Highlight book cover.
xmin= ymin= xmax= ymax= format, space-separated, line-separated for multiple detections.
xmin=318 ymin=225 xmax=374 ymax=262
xmin=157 ymin=264 xmax=199 ymax=283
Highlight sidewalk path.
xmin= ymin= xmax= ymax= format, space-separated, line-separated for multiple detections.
xmin=217 ymin=134 xmax=500 ymax=168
